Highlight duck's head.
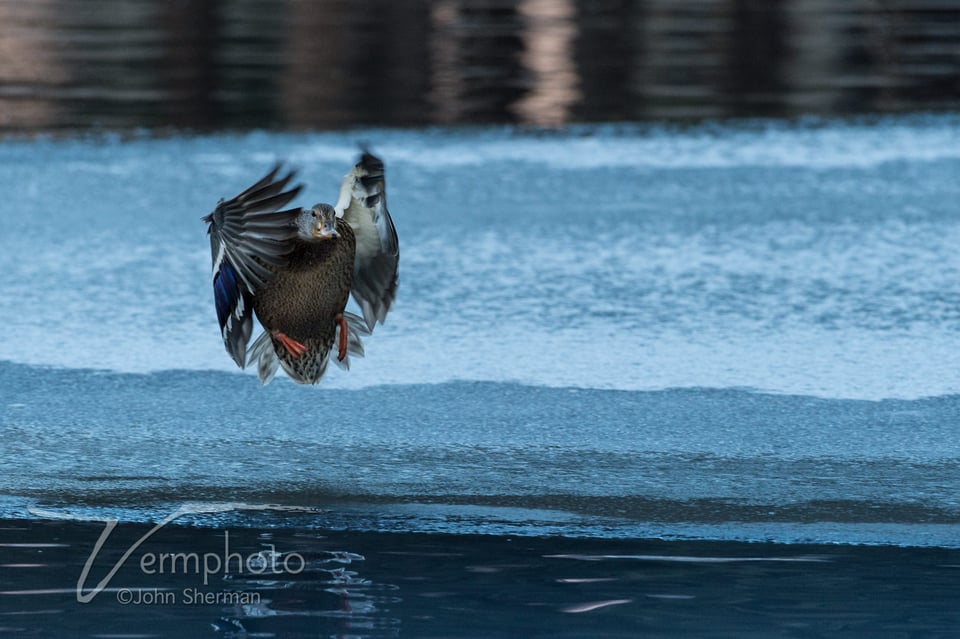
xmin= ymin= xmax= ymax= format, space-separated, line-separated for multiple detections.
xmin=298 ymin=203 xmax=338 ymax=241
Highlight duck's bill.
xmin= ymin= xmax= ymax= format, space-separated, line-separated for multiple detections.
xmin=315 ymin=220 xmax=338 ymax=239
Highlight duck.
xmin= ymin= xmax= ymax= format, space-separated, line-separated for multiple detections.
xmin=202 ymin=151 xmax=398 ymax=384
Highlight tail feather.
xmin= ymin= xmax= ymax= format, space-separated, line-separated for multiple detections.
xmin=249 ymin=331 xmax=280 ymax=385
xmin=282 ymin=353 xmax=329 ymax=383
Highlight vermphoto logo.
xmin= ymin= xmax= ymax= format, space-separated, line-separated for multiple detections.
xmin=28 ymin=503 xmax=318 ymax=603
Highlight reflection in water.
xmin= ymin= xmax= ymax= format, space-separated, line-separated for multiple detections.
xmin=0 ymin=2 xmax=65 ymax=129
xmin=430 ymin=1 xmax=527 ymax=125
xmin=513 ymin=0 xmax=580 ymax=126
xmin=2 ymin=519 xmax=960 ymax=638
xmin=218 ymin=539 xmax=400 ymax=638
xmin=0 ymin=0 xmax=958 ymax=132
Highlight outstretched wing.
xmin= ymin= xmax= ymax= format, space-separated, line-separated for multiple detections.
xmin=202 ymin=164 xmax=303 ymax=367
xmin=334 ymin=151 xmax=399 ymax=331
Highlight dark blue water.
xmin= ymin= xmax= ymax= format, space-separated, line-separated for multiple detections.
xmin=3 ymin=520 xmax=960 ymax=638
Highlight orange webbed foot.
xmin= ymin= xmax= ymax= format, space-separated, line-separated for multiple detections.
xmin=336 ymin=314 xmax=348 ymax=362
xmin=272 ymin=331 xmax=308 ymax=358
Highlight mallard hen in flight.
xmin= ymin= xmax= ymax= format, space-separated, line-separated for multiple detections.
xmin=203 ymin=151 xmax=398 ymax=384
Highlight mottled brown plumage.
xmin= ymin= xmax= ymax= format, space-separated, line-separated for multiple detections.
xmin=205 ymin=152 xmax=398 ymax=385
xmin=253 ymin=219 xmax=355 ymax=383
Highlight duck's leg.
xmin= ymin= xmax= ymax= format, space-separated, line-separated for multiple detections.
xmin=336 ymin=314 xmax=348 ymax=361
xmin=272 ymin=331 xmax=308 ymax=358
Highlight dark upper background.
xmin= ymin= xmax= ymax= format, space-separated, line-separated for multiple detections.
xmin=0 ymin=0 xmax=958 ymax=134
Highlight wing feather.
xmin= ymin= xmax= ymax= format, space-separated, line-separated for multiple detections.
xmin=203 ymin=164 xmax=303 ymax=366
xmin=335 ymin=151 xmax=399 ymax=331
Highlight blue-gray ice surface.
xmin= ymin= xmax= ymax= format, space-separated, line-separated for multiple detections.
xmin=1 ymin=116 xmax=959 ymax=546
